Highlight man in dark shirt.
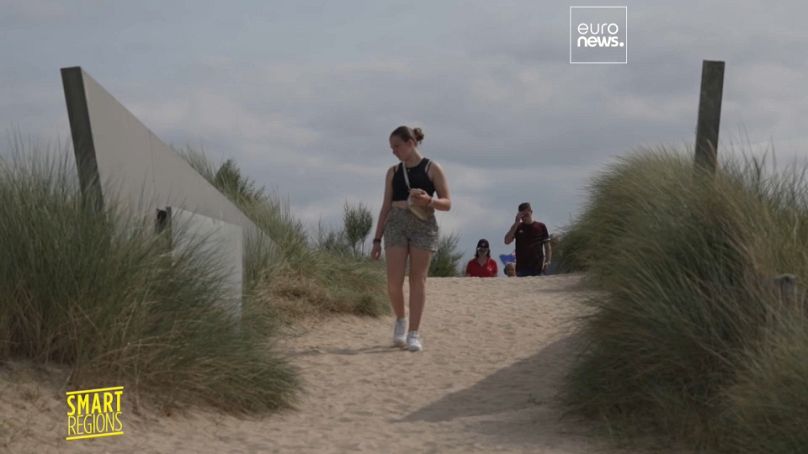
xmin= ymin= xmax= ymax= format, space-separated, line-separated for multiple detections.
xmin=504 ymin=202 xmax=551 ymax=277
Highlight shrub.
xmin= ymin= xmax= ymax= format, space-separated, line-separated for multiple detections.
xmin=429 ymin=233 xmax=463 ymax=277
xmin=561 ymin=147 xmax=808 ymax=451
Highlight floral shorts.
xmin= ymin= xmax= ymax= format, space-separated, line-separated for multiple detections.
xmin=383 ymin=207 xmax=439 ymax=252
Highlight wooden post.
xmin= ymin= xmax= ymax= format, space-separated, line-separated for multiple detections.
xmin=694 ymin=60 xmax=725 ymax=173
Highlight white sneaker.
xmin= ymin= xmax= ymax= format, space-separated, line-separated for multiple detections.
xmin=407 ymin=331 xmax=423 ymax=352
xmin=392 ymin=318 xmax=407 ymax=348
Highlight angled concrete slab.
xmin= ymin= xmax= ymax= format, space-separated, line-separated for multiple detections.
xmin=61 ymin=66 xmax=266 ymax=313
xmin=61 ymin=66 xmax=258 ymax=236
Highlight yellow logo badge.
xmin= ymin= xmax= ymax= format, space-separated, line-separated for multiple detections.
xmin=65 ymin=386 xmax=124 ymax=441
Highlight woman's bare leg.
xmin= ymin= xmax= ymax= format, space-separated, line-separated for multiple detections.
xmin=407 ymin=247 xmax=433 ymax=331
xmin=385 ymin=246 xmax=408 ymax=318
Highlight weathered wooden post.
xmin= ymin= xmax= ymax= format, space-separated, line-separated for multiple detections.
xmin=694 ymin=60 xmax=725 ymax=173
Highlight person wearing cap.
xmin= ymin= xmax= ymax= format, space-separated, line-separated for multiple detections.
xmin=465 ymin=239 xmax=498 ymax=278
xmin=504 ymin=202 xmax=551 ymax=277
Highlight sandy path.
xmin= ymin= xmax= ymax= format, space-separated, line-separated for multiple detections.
xmin=2 ymin=274 xmax=654 ymax=453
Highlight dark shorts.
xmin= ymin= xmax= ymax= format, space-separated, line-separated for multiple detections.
xmin=516 ymin=265 xmax=543 ymax=277
xmin=383 ymin=207 xmax=439 ymax=252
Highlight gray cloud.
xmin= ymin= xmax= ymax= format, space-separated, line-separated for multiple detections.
xmin=2 ymin=0 xmax=807 ymax=270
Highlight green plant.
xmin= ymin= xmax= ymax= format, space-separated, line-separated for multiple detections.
xmin=176 ymin=149 xmax=387 ymax=319
xmin=429 ymin=232 xmax=463 ymax=277
xmin=561 ymin=147 xmax=808 ymax=452
xmin=343 ymin=202 xmax=373 ymax=256
xmin=0 ymin=145 xmax=297 ymax=414
xmin=214 ymin=158 xmax=268 ymax=206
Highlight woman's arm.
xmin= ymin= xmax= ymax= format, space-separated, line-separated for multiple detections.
xmin=372 ymin=166 xmax=395 ymax=241
xmin=426 ymin=161 xmax=451 ymax=211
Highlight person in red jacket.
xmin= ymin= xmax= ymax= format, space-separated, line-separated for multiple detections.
xmin=465 ymin=239 xmax=498 ymax=277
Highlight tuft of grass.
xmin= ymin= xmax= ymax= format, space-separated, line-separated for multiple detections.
xmin=176 ymin=146 xmax=388 ymax=321
xmin=0 ymin=144 xmax=297 ymax=414
xmin=560 ymin=147 xmax=808 ymax=451
xmin=721 ymin=309 xmax=808 ymax=454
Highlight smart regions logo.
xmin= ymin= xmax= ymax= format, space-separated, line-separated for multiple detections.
xmin=570 ymin=6 xmax=627 ymax=64
xmin=66 ymin=386 xmax=124 ymax=441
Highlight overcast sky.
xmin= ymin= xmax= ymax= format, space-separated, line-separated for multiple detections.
xmin=2 ymin=0 xmax=807 ymax=273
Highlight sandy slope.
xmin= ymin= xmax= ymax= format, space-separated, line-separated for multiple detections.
xmin=1 ymin=274 xmax=659 ymax=453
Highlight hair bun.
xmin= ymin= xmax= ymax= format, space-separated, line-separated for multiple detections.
xmin=390 ymin=125 xmax=425 ymax=145
xmin=412 ymin=127 xmax=424 ymax=143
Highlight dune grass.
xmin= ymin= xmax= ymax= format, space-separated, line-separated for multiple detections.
xmin=178 ymin=147 xmax=388 ymax=321
xmin=560 ymin=147 xmax=808 ymax=452
xmin=0 ymin=145 xmax=298 ymax=414
xmin=0 ymin=140 xmax=386 ymax=415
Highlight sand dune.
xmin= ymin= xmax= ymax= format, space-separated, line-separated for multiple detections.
xmin=1 ymin=274 xmax=663 ymax=453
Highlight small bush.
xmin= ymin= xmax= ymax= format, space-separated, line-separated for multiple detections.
xmin=429 ymin=233 xmax=463 ymax=277
xmin=343 ymin=202 xmax=373 ymax=256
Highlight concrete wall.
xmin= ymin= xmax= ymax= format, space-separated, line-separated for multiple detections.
xmin=61 ymin=66 xmax=268 ymax=314
xmin=61 ymin=66 xmax=258 ymax=237
xmin=169 ymin=207 xmax=243 ymax=319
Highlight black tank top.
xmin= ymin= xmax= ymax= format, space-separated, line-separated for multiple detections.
xmin=392 ymin=158 xmax=436 ymax=201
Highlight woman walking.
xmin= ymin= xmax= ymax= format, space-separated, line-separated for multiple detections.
xmin=370 ymin=126 xmax=451 ymax=352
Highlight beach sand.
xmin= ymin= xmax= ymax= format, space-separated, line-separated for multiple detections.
xmin=1 ymin=274 xmax=666 ymax=453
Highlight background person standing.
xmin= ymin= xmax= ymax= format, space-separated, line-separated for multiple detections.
xmin=503 ymin=202 xmax=551 ymax=277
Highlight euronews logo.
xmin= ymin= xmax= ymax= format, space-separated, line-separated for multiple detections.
xmin=576 ymin=23 xmax=625 ymax=48
xmin=570 ymin=6 xmax=627 ymax=64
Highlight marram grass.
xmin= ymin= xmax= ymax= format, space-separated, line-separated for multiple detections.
xmin=561 ymin=148 xmax=808 ymax=453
